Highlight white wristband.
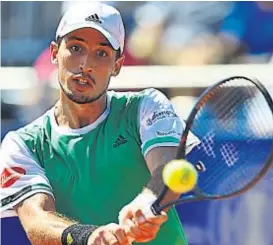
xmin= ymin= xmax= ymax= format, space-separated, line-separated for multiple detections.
xmin=131 ymin=192 xmax=157 ymax=207
xmin=128 ymin=192 xmax=158 ymax=219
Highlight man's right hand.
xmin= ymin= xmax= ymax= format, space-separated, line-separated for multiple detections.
xmin=88 ymin=223 xmax=131 ymax=245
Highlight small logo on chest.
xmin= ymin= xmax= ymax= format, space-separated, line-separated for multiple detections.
xmin=113 ymin=135 xmax=128 ymax=148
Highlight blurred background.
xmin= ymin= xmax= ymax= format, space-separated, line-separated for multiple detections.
xmin=1 ymin=1 xmax=273 ymax=245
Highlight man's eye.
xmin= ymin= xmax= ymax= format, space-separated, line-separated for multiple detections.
xmin=70 ymin=45 xmax=82 ymax=52
xmin=97 ymin=50 xmax=108 ymax=57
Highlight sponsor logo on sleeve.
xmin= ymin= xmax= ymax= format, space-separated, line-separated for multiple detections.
xmin=1 ymin=167 xmax=26 ymax=188
xmin=146 ymin=110 xmax=178 ymax=126
xmin=156 ymin=130 xmax=181 ymax=136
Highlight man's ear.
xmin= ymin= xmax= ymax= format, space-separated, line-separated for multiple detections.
xmin=50 ymin=41 xmax=59 ymax=64
xmin=111 ymin=54 xmax=125 ymax=76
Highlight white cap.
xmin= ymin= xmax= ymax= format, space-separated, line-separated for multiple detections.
xmin=56 ymin=2 xmax=125 ymax=52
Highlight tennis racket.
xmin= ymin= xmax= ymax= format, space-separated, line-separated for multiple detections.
xmin=148 ymin=76 xmax=273 ymax=215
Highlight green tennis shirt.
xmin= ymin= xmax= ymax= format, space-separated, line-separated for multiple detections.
xmin=1 ymin=89 xmax=199 ymax=245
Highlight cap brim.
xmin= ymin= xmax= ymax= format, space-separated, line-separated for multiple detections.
xmin=57 ymin=23 xmax=120 ymax=51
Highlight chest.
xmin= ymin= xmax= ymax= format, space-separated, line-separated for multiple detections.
xmin=45 ymin=128 xmax=147 ymax=183
xmin=40 ymin=127 xmax=150 ymax=222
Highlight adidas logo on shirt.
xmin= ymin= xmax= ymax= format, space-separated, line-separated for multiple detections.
xmin=85 ymin=14 xmax=102 ymax=24
xmin=113 ymin=135 xmax=128 ymax=148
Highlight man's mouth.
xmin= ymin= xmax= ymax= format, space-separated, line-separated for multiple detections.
xmin=74 ymin=79 xmax=90 ymax=86
xmin=73 ymin=75 xmax=96 ymax=86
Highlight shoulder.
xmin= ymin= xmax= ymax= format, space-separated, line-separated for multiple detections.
xmin=16 ymin=109 xmax=53 ymax=139
xmin=0 ymin=130 xmax=39 ymax=167
xmin=137 ymin=88 xmax=177 ymax=122
xmin=138 ymin=88 xmax=171 ymax=107
xmin=107 ymin=88 xmax=173 ymax=121
xmin=2 ymin=109 xmax=53 ymax=156
xmin=1 ymin=131 xmax=25 ymax=153
xmin=108 ymin=88 xmax=166 ymax=106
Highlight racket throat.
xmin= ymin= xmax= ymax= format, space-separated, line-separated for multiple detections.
xmin=151 ymin=186 xmax=169 ymax=214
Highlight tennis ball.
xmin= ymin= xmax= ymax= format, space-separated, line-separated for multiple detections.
xmin=163 ymin=159 xmax=198 ymax=193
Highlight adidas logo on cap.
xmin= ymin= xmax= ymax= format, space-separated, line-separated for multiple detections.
xmin=85 ymin=14 xmax=102 ymax=24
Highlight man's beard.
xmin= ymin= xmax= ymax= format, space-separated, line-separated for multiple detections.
xmin=59 ymin=80 xmax=109 ymax=104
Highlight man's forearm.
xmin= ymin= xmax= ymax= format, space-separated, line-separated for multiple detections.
xmin=143 ymin=146 xmax=183 ymax=212
xmin=14 ymin=193 xmax=90 ymax=245
xmin=21 ymin=210 xmax=77 ymax=245
xmin=145 ymin=165 xmax=165 ymax=197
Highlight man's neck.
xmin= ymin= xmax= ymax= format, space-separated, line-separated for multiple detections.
xmin=55 ymin=93 xmax=107 ymax=129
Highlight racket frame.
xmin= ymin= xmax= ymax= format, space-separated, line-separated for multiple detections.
xmin=152 ymin=76 xmax=273 ymax=214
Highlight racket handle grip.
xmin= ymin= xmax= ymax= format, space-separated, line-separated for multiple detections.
xmin=144 ymin=204 xmax=159 ymax=216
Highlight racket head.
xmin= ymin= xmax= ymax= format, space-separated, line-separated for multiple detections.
xmin=157 ymin=76 xmax=273 ymax=212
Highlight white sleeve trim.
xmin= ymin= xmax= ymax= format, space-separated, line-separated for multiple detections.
xmin=143 ymin=142 xmax=180 ymax=158
xmin=0 ymin=132 xmax=54 ymax=211
xmin=0 ymin=188 xmax=54 ymax=213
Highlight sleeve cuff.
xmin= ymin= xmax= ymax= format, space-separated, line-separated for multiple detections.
xmin=142 ymin=136 xmax=180 ymax=157
xmin=0 ymin=183 xmax=54 ymax=212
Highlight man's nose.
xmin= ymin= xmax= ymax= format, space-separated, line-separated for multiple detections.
xmin=79 ymin=65 xmax=93 ymax=73
xmin=79 ymin=55 xmax=94 ymax=73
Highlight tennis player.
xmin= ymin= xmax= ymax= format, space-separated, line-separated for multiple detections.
xmin=0 ymin=3 xmax=199 ymax=245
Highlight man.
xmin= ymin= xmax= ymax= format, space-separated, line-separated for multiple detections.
xmin=0 ymin=3 xmax=199 ymax=245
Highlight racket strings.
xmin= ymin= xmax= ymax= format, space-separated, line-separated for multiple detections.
xmin=242 ymin=84 xmax=268 ymax=137
xmin=217 ymin=85 xmax=271 ymax=191
xmin=245 ymin=92 xmax=272 ymax=138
